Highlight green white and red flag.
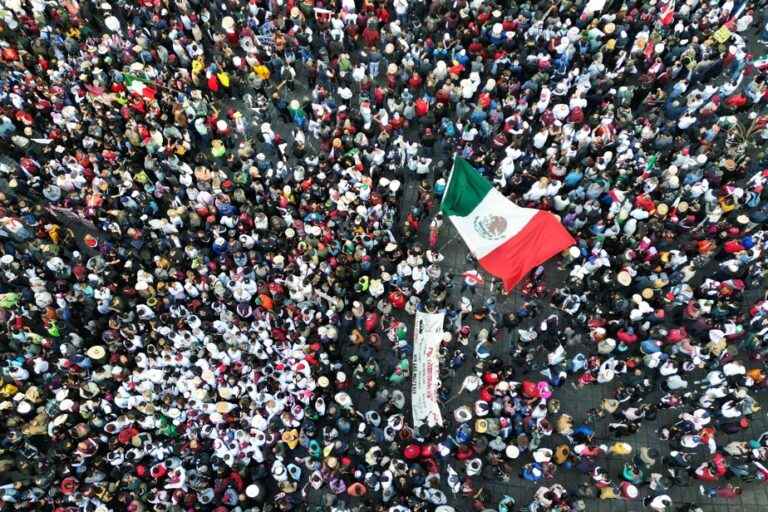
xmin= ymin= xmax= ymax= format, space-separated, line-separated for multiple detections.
xmin=441 ymin=158 xmax=575 ymax=291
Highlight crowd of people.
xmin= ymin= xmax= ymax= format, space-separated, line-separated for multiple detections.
xmin=1 ymin=0 xmax=768 ymax=510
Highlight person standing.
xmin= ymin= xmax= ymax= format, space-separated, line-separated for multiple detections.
xmin=428 ymin=213 xmax=443 ymax=249
xmin=461 ymin=269 xmax=484 ymax=294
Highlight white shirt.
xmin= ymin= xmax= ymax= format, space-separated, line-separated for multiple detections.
xmin=533 ymin=130 xmax=548 ymax=149
xmin=461 ymin=127 xmax=478 ymax=142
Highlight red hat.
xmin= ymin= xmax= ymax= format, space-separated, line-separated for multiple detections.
xmin=150 ymin=463 xmax=168 ymax=479
xmin=404 ymin=444 xmax=422 ymax=460
xmin=118 ymin=427 xmax=139 ymax=444
xmin=347 ymin=482 xmax=367 ymax=496
xmin=455 ymin=445 xmax=475 ymax=460
xmin=60 ymin=477 xmax=78 ymax=495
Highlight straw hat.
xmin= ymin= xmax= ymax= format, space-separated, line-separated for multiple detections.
xmin=87 ymin=345 xmax=107 ymax=361
xmin=641 ymin=288 xmax=654 ymax=300
xmin=677 ymin=201 xmax=689 ymax=213
xmin=617 ymin=270 xmax=632 ymax=287
xmin=221 ymin=16 xmax=236 ymax=33
xmin=601 ymin=398 xmax=619 ymax=413
xmin=656 ymin=203 xmax=669 ymax=216
xmin=282 ymin=429 xmax=300 ymax=449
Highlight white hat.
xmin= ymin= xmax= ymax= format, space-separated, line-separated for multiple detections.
xmin=505 ymin=445 xmax=520 ymax=459
xmin=245 ymin=484 xmax=262 ymax=498
xmin=105 ymin=15 xmax=120 ymax=32
xmin=466 ymin=458 xmax=482 ymax=476
xmin=16 ymin=401 xmax=32 ymax=415
xmin=426 ymin=250 xmax=444 ymax=263
xmin=553 ymin=104 xmax=570 ymax=120
xmin=454 ymin=405 xmax=472 ymax=423
xmin=533 ymin=448 xmax=553 ymax=463
xmin=335 ymin=392 xmax=353 ymax=408
xmin=460 ymin=375 xmax=482 ymax=393
xmin=222 ymin=16 xmax=236 ymax=33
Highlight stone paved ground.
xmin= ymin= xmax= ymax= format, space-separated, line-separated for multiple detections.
xmin=249 ymin=55 xmax=768 ymax=511
xmin=247 ymin=115 xmax=768 ymax=511
xmin=400 ymin=155 xmax=768 ymax=511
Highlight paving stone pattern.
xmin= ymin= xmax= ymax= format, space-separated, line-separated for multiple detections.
xmin=255 ymin=73 xmax=768 ymax=512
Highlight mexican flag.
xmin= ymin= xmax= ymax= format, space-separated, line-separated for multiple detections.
xmin=441 ymin=158 xmax=575 ymax=291
xmin=124 ymin=74 xmax=157 ymax=100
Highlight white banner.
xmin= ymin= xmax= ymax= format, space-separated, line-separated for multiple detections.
xmin=412 ymin=311 xmax=445 ymax=428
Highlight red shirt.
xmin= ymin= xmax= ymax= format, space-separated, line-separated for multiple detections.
xmin=373 ymin=86 xmax=385 ymax=105
xmin=362 ymin=27 xmax=379 ymax=47
xmin=468 ymin=40 xmax=484 ymax=56
xmin=408 ymin=74 xmax=422 ymax=90
xmin=376 ymin=7 xmax=390 ymax=24
xmin=635 ymin=195 xmax=655 ymax=212
xmin=414 ymin=98 xmax=428 ymax=117
xmin=725 ymin=94 xmax=747 ymax=108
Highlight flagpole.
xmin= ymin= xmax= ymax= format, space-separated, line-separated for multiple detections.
xmin=440 ymin=154 xmax=458 ymax=210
